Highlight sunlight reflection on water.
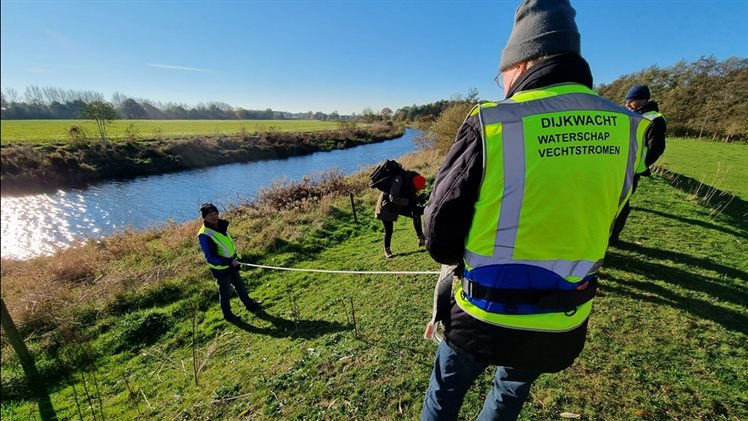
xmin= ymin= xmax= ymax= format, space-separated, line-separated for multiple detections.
xmin=1 ymin=129 xmax=420 ymax=260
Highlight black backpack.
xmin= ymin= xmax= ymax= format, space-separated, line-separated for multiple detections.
xmin=370 ymin=159 xmax=405 ymax=192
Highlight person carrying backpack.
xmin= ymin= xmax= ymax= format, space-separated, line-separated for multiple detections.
xmin=374 ymin=170 xmax=427 ymax=258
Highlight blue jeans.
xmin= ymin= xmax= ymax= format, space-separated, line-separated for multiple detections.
xmin=214 ymin=269 xmax=253 ymax=318
xmin=421 ymin=341 xmax=540 ymax=421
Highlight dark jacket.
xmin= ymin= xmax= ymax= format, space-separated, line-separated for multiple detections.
xmin=375 ymin=172 xmax=419 ymax=222
xmin=637 ymin=100 xmax=667 ymax=170
xmin=198 ymin=219 xmax=238 ymax=277
xmin=424 ymin=54 xmax=597 ymax=373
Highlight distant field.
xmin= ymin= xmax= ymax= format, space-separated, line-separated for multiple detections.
xmin=0 ymin=119 xmax=345 ymax=145
xmin=658 ymin=138 xmax=748 ymax=198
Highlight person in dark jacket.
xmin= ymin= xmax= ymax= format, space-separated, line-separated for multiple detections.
xmin=610 ymin=84 xmax=667 ymax=243
xmin=420 ymin=1 xmax=648 ymax=420
xmin=375 ymin=171 xmax=427 ymax=258
xmin=197 ymin=203 xmax=259 ymax=322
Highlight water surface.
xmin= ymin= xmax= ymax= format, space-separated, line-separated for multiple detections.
xmin=1 ymin=129 xmax=421 ymax=259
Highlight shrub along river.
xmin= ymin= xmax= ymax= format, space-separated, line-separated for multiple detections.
xmin=1 ymin=129 xmax=421 ymax=259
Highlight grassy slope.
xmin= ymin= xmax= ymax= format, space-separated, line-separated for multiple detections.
xmin=0 ymin=120 xmax=345 ymax=145
xmin=657 ymin=138 xmax=748 ymax=198
xmin=1 ymin=144 xmax=746 ymax=420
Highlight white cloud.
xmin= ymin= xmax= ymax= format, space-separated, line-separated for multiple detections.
xmin=148 ymin=63 xmax=214 ymax=73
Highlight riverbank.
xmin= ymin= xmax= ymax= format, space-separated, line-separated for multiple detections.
xmin=1 ymin=143 xmax=746 ymax=419
xmin=0 ymin=123 xmax=403 ymax=195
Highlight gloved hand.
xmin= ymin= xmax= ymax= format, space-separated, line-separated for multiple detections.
xmin=236 ymin=255 xmax=257 ymax=270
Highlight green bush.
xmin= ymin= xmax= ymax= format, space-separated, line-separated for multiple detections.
xmin=108 ymin=281 xmax=184 ymax=315
xmin=73 ymin=305 xmax=101 ymax=327
xmin=0 ymin=367 xmax=31 ymax=401
xmin=115 ymin=309 xmax=174 ymax=351
xmin=124 ymin=123 xmax=140 ymax=142
xmin=0 ymin=353 xmax=70 ymax=401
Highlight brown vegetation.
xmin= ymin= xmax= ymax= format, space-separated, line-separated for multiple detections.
xmin=415 ymin=102 xmax=474 ymax=155
xmin=0 ymin=143 xmax=443 ymax=342
xmin=0 ymin=166 xmax=385 ymax=338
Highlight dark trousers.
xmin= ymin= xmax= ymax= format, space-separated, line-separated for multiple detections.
xmin=382 ymin=215 xmax=424 ymax=250
xmin=214 ymin=269 xmax=253 ymax=318
xmin=611 ymin=174 xmax=640 ymax=241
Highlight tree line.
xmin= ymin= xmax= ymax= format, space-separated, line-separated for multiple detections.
xmin=398 ymin=57 xmax=748 ymax=141
xmin=596 ymin=55 xmax=747 ymax=141
xmin=2 ymin=56 xmax=745 ymax=141
xmin=392 ymin=89 xmax=480 ymax=123
xmin=0 ymin=84 xmax=478 ymax=124
xmin=0 ymin=88 xmax=350 ymax=121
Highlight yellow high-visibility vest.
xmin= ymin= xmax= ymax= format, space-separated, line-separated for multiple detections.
xmin=456 ymin=83 xmax=649 ymax=332
xmin=635 ymin=110 xmax=667 ymax=173
xmin=198 ymin=225 xmax=237 ymax=270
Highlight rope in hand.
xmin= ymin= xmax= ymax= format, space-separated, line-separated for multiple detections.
xmin=238 ymin=261 xmax=439 ymax=275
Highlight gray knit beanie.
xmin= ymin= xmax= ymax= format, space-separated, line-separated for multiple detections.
xmin=500 ymin=0 xmax=581 ymax=71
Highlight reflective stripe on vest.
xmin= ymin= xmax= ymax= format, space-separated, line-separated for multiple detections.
xmin=642 ymin=110 xmax=666 ymax=123
xmin=456 ymin=83 xmax=649 ymax=332
xmin=198 ymin=225 xmax=237 ymax=270
xmin=635 ymin=111 xmax=666 ymax=173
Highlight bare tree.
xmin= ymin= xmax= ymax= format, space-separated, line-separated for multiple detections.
xmin=77 ymin=90 xmax=104 ymax=103
xmin=24 ymin=85 xmax=45 ymax=104
xmin=3 ymin=87 xmax=19 ymax=103
xmin=65 ymin=89 xmax=85 ymax=103
xmin=42 ymin=86 xmax=64 ymax=104
xmin=208 ymin=101 xmax=234 ymax=112
xmin=361 ymin=106 xmax=376 ymax=122
xmin=82 ymin=101 xmax=118 ymax=143
xmin=111 ymin=91 xmax=128 ymax=108
xmin=466 ymin=88 xmax=480 ymax=103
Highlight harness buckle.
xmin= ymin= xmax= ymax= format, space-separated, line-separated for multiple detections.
xmin=462 ymin=278 xmax=473 ymax=298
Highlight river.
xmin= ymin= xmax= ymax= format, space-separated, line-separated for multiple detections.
xmin=1 ymin=128 xmax=422 ymax=259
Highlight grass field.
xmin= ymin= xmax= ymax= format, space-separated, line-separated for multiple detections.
xmin=0 ymin=120 xmax=347 ymax=145
xmin=1 ymin=142 xmax=746 ymax=420
xmin=658 ymin=138 xmax=748 ymax=198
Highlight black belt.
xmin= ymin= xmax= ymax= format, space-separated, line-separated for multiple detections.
xmin=462 ymin=277 xmax=597 ymax=310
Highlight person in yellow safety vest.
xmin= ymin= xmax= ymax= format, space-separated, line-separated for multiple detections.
xmin=197 ymin=203 xmax=260 ymax=322
xmin=420 ymin=1 xmax=650 ymax=419
xmin=610 ymin=84 xmax=668 ymax=244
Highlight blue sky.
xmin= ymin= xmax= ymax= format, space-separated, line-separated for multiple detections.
xmin=2 ymin=0 xmax=746 ymax=115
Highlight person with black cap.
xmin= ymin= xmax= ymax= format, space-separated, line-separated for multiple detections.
xmin=197 ymin=203 xmax=259 ymax=322
xmin=610 ymin=84 xmax=667 ymax=243
xmin=420 ymin=0 xmax=650 ymax=419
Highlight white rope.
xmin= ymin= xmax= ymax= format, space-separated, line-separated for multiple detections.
xmin=238 ymin=261 xmax=439 ymax=275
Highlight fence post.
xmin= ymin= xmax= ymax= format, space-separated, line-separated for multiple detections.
xmin=349 ymin=193 xmax=358 ymax=224
xmin=0 ymin=299 xmax=57 ymax=420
